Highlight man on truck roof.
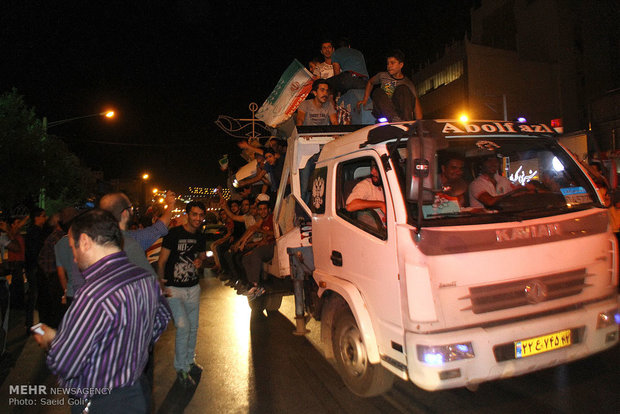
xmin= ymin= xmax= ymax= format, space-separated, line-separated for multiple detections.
xmin=296 ymin=79 xmax=337 ymax=126
xmin=357 ymin=49 xmax=422 ymax=122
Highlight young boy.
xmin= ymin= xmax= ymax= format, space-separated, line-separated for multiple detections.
xmin=357 ymin=49 xmax=423 ymax=122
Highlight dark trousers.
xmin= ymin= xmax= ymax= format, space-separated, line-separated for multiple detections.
xmin=371 ymin=85 xmax=415 ymax=121
xmin=242 ymin=244 xmax=274 ymax=285
xmin=223 ymin=249 xmax=247 ymax=282
xmin=327 ymin=72 xmax=368 ymax=95
xmin=70 ymin=375 xmax=148 ymax=414
xmin=24 ymin=266 xmax=38 ymax=327
xmin=36 ymin=270 xmax=64 ymax=328
xmin=8 ymin=261 xmax=25 ymax=308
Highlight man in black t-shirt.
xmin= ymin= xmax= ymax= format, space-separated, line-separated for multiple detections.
xmin=158 ymin=201 xmax=207 ymax=388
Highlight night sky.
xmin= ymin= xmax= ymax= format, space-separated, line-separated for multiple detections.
xmin=1 ymin=0 xmax=474 ymax=191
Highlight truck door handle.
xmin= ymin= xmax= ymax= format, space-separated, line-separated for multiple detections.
xmin=331 ymin=250 xmax=342 ymax=267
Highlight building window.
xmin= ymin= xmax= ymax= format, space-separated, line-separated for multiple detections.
xmin=417 ymin=60 xmax=464 ymax=97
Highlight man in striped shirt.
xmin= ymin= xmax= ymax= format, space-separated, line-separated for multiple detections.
xmin=33 ymin=209 xmax=172 ymax=414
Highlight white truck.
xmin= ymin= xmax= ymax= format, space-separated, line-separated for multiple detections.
xmin=250 ymin=119 xmax=619 ymax=397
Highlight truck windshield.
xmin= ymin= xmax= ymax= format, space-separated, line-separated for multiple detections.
xmin=402 ymin=136 xmax=601 ymax=226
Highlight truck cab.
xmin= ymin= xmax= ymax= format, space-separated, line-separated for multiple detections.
xmin=264 ymin=120 xmax=619 ymax=396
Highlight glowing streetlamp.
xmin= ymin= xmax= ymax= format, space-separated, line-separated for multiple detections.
xmin=38 ymin=109 xmax=117 ymax=208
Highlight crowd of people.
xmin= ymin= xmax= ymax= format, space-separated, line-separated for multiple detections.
xmin=299 ymin=38 xmax=423 ymax=126
xmin=0 ymin=172 xmax=284 ymax=412
xmin=0 ymin=36 xmax=425 ymax=413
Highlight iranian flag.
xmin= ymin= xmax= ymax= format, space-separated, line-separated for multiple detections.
xmin=256 ymin=59 xmax=314 ymax=127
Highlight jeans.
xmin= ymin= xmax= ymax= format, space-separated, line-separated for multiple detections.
xmin=167 ymin=284 xmax=200 ymax=372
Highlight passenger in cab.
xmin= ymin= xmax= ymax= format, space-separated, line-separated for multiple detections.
xmin=358 ymin=49 xmax=422 ymax=122
xmin=439 ymin=153 xmax=467 ymax=206
xmin=345 ymin=163 xmax=386 ymax=225
xmin=469 ymin=155 xmax=523 ymax=208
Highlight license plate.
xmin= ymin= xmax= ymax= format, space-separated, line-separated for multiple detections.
xmin=514 ymin=329 xmax=572 ymax=358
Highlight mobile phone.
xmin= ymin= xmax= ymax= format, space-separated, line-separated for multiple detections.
xmin=30 ymin=323 xmax=44 ymax=336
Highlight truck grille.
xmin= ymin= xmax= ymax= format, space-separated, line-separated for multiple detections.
xmin=461 ymin=269 xmax=590 ymax=314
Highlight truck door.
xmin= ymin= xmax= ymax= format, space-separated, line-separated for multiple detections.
xmin=329 ymin=153 xmax=404 ymax=362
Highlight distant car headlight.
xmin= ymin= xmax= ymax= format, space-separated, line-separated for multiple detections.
xmin=417 ymin=343 xmax=475 ymax=365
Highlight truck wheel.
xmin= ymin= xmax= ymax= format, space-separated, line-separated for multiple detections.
xmin=332 ymin=309 xmax=394 ymax=397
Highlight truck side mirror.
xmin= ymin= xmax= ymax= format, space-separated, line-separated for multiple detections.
xmin=406 ymin=137 xmax=437 ymax=203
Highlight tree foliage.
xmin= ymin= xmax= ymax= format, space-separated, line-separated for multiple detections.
xmin=0 ymin=89 xmax=93 ymax=212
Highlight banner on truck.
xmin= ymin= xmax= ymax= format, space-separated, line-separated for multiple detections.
xmin=256 ymin=59 xmax=313 ymax=128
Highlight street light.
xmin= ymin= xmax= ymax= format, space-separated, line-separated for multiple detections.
xmin=38 ymin=109 xmax=117 ymax=208
xmin=44 ymin=110 xmax=116 ymax=129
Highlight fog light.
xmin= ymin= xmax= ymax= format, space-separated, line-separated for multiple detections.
xmin=417 ymin=343 xmax=475 ymax=365
xmin=597 ymin=309 xmax=619 ymax=329
xmin=439 ymin=368 xmax=461 ymax=380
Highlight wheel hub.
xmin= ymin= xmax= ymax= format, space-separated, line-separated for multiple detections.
xmin=339 ymin=325 xmax=367 ymax=377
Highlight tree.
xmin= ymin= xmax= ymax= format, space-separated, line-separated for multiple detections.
xmin=0 ymin=89 xmax=93 ymax=213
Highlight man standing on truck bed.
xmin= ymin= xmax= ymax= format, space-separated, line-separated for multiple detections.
xmin=296 ymin=79 xmax=338 ymax=126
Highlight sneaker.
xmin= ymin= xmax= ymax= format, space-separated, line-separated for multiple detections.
xmin=177 ymin=370 xmax=196 ymax=388
xmin=189 ymin=362 xmax=203 ymax=375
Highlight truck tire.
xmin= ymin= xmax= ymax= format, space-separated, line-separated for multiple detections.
xmin=332 ymin=308 xmax=394 ymax=397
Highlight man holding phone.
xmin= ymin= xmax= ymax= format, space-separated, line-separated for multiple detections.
xmin=33 ymin=209 xmax=171 ymax=413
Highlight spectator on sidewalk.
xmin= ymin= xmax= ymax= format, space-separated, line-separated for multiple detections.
xmin=24 ymin=207 xmax=48 ymax=330
xmin=6 ymin=216 xmax=28 ymax=309
xmin=33 ymin=208 xmax=172 ymax=414
xmin=37 ymin=207 xmax=77 ymax=328
xmin=100 ymin=191 xmax=176 ymax=251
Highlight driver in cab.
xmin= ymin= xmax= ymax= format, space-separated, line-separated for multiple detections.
xmin=469 ymin=155 xmax=522 ymax=208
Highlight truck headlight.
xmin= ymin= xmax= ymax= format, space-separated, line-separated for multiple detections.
xmin=596 ymin=308 xmax=620 ymax=329
xmin=417 ymin=343 xmax=475 ymax=365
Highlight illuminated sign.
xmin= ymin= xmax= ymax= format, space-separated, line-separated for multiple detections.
xmin=442 ymin=122 xmax=555 ymax=135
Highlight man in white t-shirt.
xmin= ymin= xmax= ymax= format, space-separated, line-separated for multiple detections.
xmin=469 ymin=156 xmax=521 ymax=208
xmin=296 ymin=79 xmax=337 ymax=126
xmin=346 ymin=164 xmax=386 ymax=225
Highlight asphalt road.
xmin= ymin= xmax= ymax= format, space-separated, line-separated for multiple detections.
xmin=1 ymin=273 xmax=618 ymax=413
